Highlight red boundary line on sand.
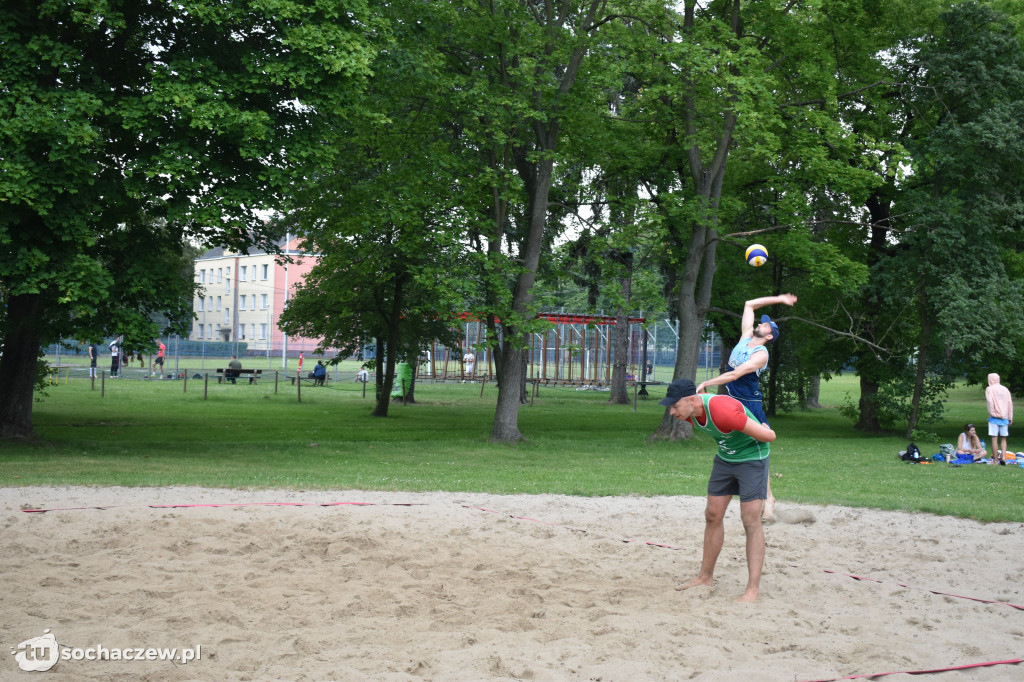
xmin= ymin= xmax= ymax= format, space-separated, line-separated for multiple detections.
xmin=824 ymin=570 xmax=1024 ymax=611
xmin=798 ymin=657 xmax=1023 ymax=682
xmin=463 ymin=505 xmax=683 ymax=550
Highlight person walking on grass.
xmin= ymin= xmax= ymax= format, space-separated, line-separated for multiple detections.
xmin=661 ymin=378 xmax=776 ymax=603
xmin=151 ymin=339 xmax=165 ymax=377
xmin=696 ymin=294 xmax=796 ymax=520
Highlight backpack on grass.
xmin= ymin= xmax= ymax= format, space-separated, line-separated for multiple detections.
xmin=900 ymin=443 xmax=924 ymax=462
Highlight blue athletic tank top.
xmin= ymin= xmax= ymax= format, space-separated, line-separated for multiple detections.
xmin=723 ymin=338 xmax=768 ymax=403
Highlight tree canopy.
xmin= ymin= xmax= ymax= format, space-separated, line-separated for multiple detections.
xmin=9 ymin=0 xmax=1024 ymax=444
xmin=0 ymin=0 xmax=375 ymax=438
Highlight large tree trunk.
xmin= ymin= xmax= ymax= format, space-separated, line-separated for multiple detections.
xmin=805 ymin=374 xmax=822 ymax=408
xmin=371 ymin=334 xmax=390 ymax=417
xmin=607 ymin=253 xmax=633 ymax=405
xmin=854 ymin=189 xmax=893 ymax=432
xmin=0 ymin=293 xmax=43 ymax=440
xmin=492 ymin=342 xmax=529 ymax=441
xmin=855 ymin=372 xmax=882 ymax=432
xmin=373 ymin=274 xmax=405 ymax=417
xmin=492 ymin=157 xmax=554 ymax=442
xmin=650 ymin=217 xmax=719 ymax=441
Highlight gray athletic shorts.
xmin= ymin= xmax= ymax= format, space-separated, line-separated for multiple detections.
xmin=707 ymin=456 xmax=769 ymax=502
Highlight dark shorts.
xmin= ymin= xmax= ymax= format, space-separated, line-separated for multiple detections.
xmin=736 ymin=398 xmax=769 ymax=426
xmin=707 ymin=456 xmax=769 ymax=502
xmin=154 ymin=356 xmax=164 ymax=365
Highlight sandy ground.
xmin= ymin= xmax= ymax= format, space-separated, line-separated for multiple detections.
xmin=2 ymin=486 xmax=1022 ymax=681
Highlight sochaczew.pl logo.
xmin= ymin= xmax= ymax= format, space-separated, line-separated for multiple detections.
xmin=11 ymin=629 xmax=201 ymax=672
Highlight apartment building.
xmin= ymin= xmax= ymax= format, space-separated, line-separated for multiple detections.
xmin=191 ymin=236 xmax=323 ymax=355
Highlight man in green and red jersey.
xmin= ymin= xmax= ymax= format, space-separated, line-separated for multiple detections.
xmin=660 ymin=378 xmax=776 ymax=602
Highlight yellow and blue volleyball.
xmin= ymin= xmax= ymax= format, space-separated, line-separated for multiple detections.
xmin=745 ymin=243 xmax=768 ymax=267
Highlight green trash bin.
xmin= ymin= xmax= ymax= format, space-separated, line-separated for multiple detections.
xmin=390 ymin=362 xmax=414 ymax=398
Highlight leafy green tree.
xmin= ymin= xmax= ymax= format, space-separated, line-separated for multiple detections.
xmin=420 ymin=0 xmax=627 ymax=441
xmin=618 ymin=1 xmax=868 ymax=438
xmin=893 ymin=2 xmax=1024 ymax=436
xmin=277 ymin=132 xmax=472 ymax=417
xmin=0 ymin=0 xmax=374 ymax=438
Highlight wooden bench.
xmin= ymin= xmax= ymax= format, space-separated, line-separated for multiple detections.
xmin=215 ymin=368 xmax=262 ymax=384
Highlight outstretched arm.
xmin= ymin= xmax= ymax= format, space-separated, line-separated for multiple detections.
xmin=697 ymin=353 xmax=768 ymax=393
xmin=740 ymin=294 xmax=798 ymax=337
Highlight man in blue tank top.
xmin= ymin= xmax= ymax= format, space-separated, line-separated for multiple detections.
xmin=697 ymin=294 xmax=796 ymax=520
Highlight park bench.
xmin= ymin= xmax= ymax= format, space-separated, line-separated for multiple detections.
xmin=215 ymin=368 xmax=262 ymax=384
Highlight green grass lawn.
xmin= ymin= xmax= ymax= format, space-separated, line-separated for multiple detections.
xmin=2 ymin=372 xmax=1021 ymax=522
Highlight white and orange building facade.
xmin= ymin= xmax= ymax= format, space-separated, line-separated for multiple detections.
xmin=191 ymin=236 xmax=325 ymax=355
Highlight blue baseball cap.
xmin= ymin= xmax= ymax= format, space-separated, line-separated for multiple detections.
xmin=761 ymin=314 xmax=780 ymax=343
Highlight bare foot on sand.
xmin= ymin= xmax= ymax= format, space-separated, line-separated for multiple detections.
xmin=675 ymin=576 xmax=713 ymax=591
xmin=735 ymin=588 xmax=760 ymax=603
xmin=762 ymin=495 xmax=776 ymax=522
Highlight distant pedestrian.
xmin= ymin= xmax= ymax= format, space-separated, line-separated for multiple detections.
xmin=109 ymin=336 xmax=121 ymax=377
xmin=151 ymin=339 xmax=165 ymax=376
xmin=88 ymin=342 xmax=98 ymax=378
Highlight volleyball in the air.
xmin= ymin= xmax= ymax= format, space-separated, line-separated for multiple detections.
xmin=745 ymin=243 xmax=768 ymax=267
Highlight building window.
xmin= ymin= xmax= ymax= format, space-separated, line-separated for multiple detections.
xmin=259 ymin=323 xmax=267 ymax=340
xmin=224 ymin=309 xmax=230 ymax=325
xmin=260 ymin=294 xmax=268 ymax=309
xmin=208 ymin=325 xmax=214 ymax=340
xmin=239 ymin=324 xmax=246 ymax=340
xmin=216 ymin=296 xmax=221 ymax=311
xmin=198 ymin=297 xmax=205 ymax=312
xmin=261 ymin=264 xmax=269 ymax=280
xmin=198 ymin=323 xmax=205 ymax=339
xmin=217 ymin=268 xmax=223 ymax=283
xmin=199 ymin=269 xmax=205 ymax=284
xmin=241 ymin=266 xmax=247 ymax=281
xmin=249 ymin=324 xmax=255 ymax=340
xmin=208 ymin=296 xmax=213 ymax=311
xmin=240 ymin=294 xmax=247 ymax=310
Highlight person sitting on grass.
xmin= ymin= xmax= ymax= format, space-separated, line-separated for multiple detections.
xmin=955 ymin=423 xmax=987 ymax=462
